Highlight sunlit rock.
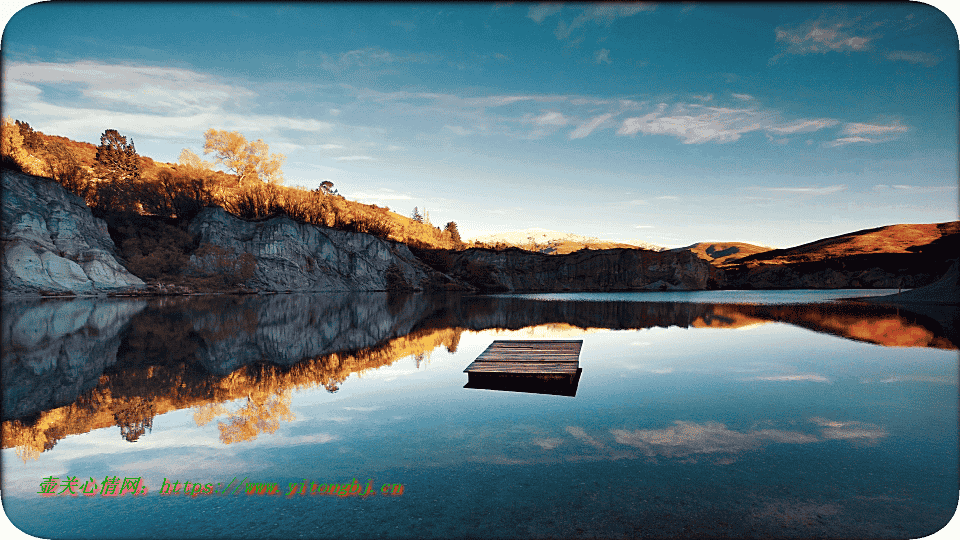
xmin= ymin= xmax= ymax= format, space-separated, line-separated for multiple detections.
xmin=1 ymin=170 xmax=146 ymax=295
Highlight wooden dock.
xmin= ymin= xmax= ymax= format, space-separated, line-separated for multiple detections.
xmin=464 ymin=340 xmax=583 ymax=396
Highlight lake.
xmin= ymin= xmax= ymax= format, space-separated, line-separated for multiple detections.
xmin=2 ymin=290 xmax=957 ymax=539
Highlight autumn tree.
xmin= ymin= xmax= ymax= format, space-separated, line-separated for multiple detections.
xmin=444 ymin=221 xmax=463 ymax=248
xmin=95 ymin=129 xmax=140 ymax=183
xmin=202 ymin=129 xmax=285 ymax=187
xmin=1 ymin=117 xmax=28 ymax=171
xmin=317 ymin=180 xmax=336 ymax=195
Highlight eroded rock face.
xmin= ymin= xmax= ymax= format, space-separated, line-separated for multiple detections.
xmin=1 ymin=170 xmax=145 ymax=295
xmin=449 ymin=247 xmax=712 ymax=292
xmin=187 ymin=207 xmax=463 ymax=292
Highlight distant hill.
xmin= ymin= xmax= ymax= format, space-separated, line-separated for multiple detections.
xmin=732 ymin=222 xmax=960 ymax=266
xmin=469 ymin=228 xmax=664 ymax=254
xmin=671 ymin=242 xmax=773 ymax=266
xmin=718 ymin=221 xmax=960 ymax=290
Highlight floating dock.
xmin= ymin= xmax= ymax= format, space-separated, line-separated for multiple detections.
xmin=464 ymin=340 xmax=583 ymax=396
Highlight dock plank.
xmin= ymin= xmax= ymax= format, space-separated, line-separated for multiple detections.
xmin=465 ymin=340 xmax=583 ymax=375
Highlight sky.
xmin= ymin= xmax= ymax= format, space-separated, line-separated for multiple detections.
xmin=1 ymin=2 xmax=958 ymax=248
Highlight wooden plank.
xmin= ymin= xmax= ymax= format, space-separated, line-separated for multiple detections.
xmin=465 ymin=363 xmax=578 ymax=374
xmin=465 ymin=340 xmax=583 ymax=375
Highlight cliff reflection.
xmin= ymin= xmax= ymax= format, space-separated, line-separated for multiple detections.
xmin=2 ymin=293 xmax=954 ymax=460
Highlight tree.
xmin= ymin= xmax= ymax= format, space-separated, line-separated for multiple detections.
xmin=411 ymin=206 xmax=423 ymax=223
xmin=44 ymin=141 xmax=89 ymax=196
xmin=318 ymin=180 xmax=336 ymax=195
xmin=444 ymin=221 xmax=463 ymax=247
xmin=203 ymin=129 xmax=285 ymax=187
xmin=95 ymin=129 xmax=141 ymax=183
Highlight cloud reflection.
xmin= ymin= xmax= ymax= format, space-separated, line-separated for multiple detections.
xmin=611 ymin=421 xmax=819 ymax=458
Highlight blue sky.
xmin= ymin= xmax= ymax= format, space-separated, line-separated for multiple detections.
xmin=2 ymin=2 xmax=958 ymax=248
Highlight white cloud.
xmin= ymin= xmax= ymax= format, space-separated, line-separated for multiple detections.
xmin=767 ymin=119 xmax=838 ymax=134
xmin=532 ymin=111 xmax=570 ymax=126
xmin=594 ymin=48 xmax=612 ymax=65
xmin=656 ymin=196 xmax=679 ymax=200
xmin=319 ymin=144 xmax=344 ymax=150
xmin=750 ymin=374 xmax=831 ymax=382
xmin=825 ymin=136 xmax=877 ymax=147
xmin=634 ymin=225 xmax=654 ymax=228
xmin=731 ymin=93 xmax=753 ymax=101
xmin=617 ymin=105 xmax=767 ymax=144
xmin=766 ymin=185 xmax=846 ymax=195
xmin=334 ymin=155 xmax=375 ymax=161
xmin=771 ymin=18 xmax=874 ymax=63
xmin=444 ymin=125 xmax=474 ymax=136
xmin=553 ymin=3 xmax=656 ymax=40
xmin=568 ymin=113 xmax=614 ymax=139
xmin=3 ymin=60 xmax=334 ymax=146
xmin=885 ymin=50 xmax=942 ymax=66
xmin=825 ymin=122 xmax=909 ymax=147
xmin=527 ymin=3 xmax=563 ymax=24
xmin=809 ymin=417 xmax=887 ymax=441
xmin=841 ymin=121 xmax=909 ymax=136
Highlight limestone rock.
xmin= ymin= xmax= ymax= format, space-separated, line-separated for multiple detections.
xmin=186 ymin=207 xmax=464 ymax=292
xmin=1 ymin=170 xmax=145 ymax=295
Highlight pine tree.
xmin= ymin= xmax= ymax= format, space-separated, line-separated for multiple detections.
xmin=95 ymin=129 xmax=141 ymax=183
xmin=411 ymin=206 xmax=423 ymax=223
xmin=444 ymin=221 xmax=463 ymax=248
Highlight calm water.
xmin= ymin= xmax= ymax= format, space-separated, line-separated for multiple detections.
xmin=2 ymin=291 xmax=957 ymax=539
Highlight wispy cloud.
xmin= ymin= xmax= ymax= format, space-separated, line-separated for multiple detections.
xmin=771 ymin=16 xmax=874 ymax=63
xmin=527 ymin=3 xmax=563 ymax=24
xmin=885 ymin=50 xmax=942 ymax=66
xmin=568 ymin=113 xmax=615 ymax=140
xmin=841 ymin=121 xmax=909 ymax=137
xmin=731 ymin=93 xmax=753 ymax=101
xmin=750 ymin=374 xmax=831 ymax=382
xmin=4 ymin=60 xmax=334 ymax=144
xmin=616 ymin=102 xmax=836 ymax=145
xmin=767 ymin=118 xmax=839 ymax=134
xmin=538 ymin=3 xmax=656 ymax=41
xmin=766 ymin=185 xmax=846 ymax=195
xmin=826 ymin=121 xmax=909 ymax=146
xmin=594 ymin=48 xmax=612 ymax=64
xmin=334 ymin=155 xmax=375 ymax=161
xmin=444 ymin=125 xmax=474 ymax=136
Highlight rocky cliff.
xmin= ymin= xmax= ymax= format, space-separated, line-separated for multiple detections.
xmin=448 ymin=247 xmax=712 ymax=292
xmin=1 ymin=170 xmax=145 ymax=295
xmin=187 ymin=207 xmax=466 ymax=292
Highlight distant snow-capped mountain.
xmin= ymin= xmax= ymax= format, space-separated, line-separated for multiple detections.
xmin=468 ymin=228 xmax=664 ymax=252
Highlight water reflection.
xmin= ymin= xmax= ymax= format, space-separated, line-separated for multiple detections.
xmin=2 ymin=292 xmax=955 ymax=461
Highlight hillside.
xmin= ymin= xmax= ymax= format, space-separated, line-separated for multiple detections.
xmin=470 ymin=228 xmax=663 ymax=254
xmin=672 ymin=241 xmax=773 ymax=266
xmin=731 ymin=222 xmax=960 ymax=266
xmin=719 ymin=221 xmax=960 ymax=290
